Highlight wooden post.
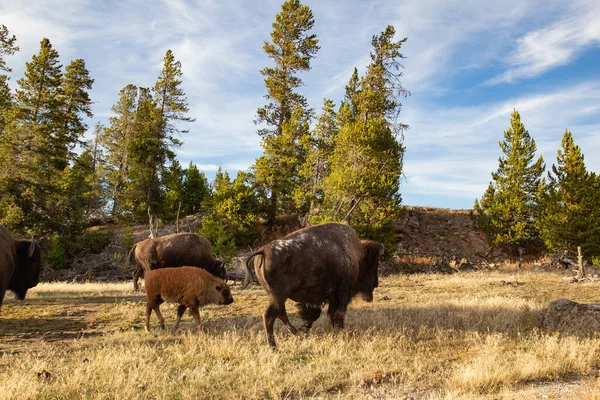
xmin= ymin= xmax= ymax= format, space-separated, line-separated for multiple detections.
xmin=577 ymin=246 xmax=584 ymax=279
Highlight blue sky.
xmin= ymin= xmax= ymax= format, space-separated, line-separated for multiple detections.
xmin=2 ymin=0 xmax=599 ymax=209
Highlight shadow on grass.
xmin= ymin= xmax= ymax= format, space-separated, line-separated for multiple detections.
xmin=165 ymin=302 xmax=542 ymax=340
xmin=0 ymin=313 xmax=102 ymax=351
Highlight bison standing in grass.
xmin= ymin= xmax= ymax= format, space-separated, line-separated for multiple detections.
xmin=144 ymin=266 xmax=234 ymax=332
xmin=128 ymin=233 xmax=227 ymax=291
xmin=242 ymin=222 xmax=384 ymax=349
xmin=0 ymin=224 xmax=42 ymax=308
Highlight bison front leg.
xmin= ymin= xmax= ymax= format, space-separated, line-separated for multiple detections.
xmin=327 ymin=301 xmax=348 ymax=330
xmin=145 ymin=295 xmax=163 ymax=331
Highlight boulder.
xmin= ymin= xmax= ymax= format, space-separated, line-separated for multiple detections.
xmin=537 ymin=299 xmax=600 ymax=335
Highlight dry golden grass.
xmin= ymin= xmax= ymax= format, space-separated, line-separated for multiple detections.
xmin=1 ymin=271 xmax=600 ymax=399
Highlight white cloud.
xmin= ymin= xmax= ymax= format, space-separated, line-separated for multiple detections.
xmin=486 ymin=0 xmax=600 ymax=85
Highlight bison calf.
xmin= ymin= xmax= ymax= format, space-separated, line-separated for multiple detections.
xmin=144 ymin=266 xmax=234 ymax=333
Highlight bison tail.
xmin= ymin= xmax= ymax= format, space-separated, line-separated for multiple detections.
xmin=126 ymin=244 xmax=137 ymax=268
xmin=242 ymin=250 xmax=264 ymax=289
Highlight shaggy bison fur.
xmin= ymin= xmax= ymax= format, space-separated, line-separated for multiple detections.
xmin=243 ymin=222 xmax=384 ymax=348
xmin=144 ymin=266 xmax=234 ymax=332
xmin=0 ymin=225 xmax=41 ymax=308
xmin=128 ymin=233 xmax=227 ymax=291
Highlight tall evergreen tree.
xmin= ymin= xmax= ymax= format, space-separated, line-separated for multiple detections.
xmin=537 ymin=130 xmax=600 ymax=259
xmin=126 ymin=87 xmax=164 ymax=219
xmin=162 ymin=159 xmax=185 ymax=220
xmin=153 ymin=49 xmax=194 ymax=140
xmin=0 ymin=25 xmax=19 ymax=133
xmin=182 ymin=162 xmax=210 ymax=215
xmin=295 ymin=98 xmax=337 ymax=222
xmin=253 ymin=0 xmax=319 ymax=226
xmin=57 ymin=58 xmax=94 ymax=168
xmin=100 ymin=84 xmax=138 ymax=218
xmin=473 ymin=110 xmax=545 ymax=254
xmin=323 ymin=26 xmax=407 ymax=247
xmin=0 ymin=38 xmax=65 ymax=232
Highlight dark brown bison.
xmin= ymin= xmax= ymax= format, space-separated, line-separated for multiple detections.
xmin=128 ymin=233 xmax=227 ymax=291
xmin=144 ymin=266 xmax=234 ymax=332
xmin=242 ymin=222 xmax=384 ymax=348
xmin=0 ymin=225 xmax=42 ymax=308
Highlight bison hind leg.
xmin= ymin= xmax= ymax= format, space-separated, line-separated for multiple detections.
xmin=263 ymin=296 xmax=298 ymax=349
xmin=172 ymin=304 xmax=187 ymax=333
xmin=297 ymin=303 xmax=322 ymax=333
xmin=132 ymin=265 xmax=144 ymax=291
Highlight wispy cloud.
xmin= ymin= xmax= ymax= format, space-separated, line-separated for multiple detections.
xmin=485 ymin=0 xmax=600 ymax=85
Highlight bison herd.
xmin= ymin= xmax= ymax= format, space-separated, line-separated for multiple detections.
xmin=0 ymin=221 xmax=383 ymax=349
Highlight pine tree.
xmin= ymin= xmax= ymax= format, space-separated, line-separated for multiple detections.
xmin=182 ymin=162 xmax=210 ymax=215
xmin=212 ymin=166 xmax=232 ymax=203
xmin=153 ymin=49 xmax=194 ymax=140
xmin=295 ymin=98 xmax=337 ymax=222
xmin=57 ymin=58 xmax=94 ymax=168
xmin=100 ymin=84 xmax=138 ymax=218
xmin=126 ymin=87 xmax=165 ymax=220
xmin=215 ymin=171 xmax=260 ymax=246
xmin=0 ymin=25 xmax=19 ymax=133
xmin=0 ymin=25 xmax=18 ymax=74
xmin=162 ymin=159 xmax=185 ymax=220
xmin=473 ymin=110 xmax=545 ymax=254
xmin=0 ymin=38 xmax=64 ymax=232
xmin=253 ymin=0 xmax=319 ymax=226
xmin=323 ymin=26 xmax=407 ymax=247
xmin=537 ymin=130 xmax=600 ymax=259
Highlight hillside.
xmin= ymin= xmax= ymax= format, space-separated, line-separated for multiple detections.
xmin=41 ymin=207 xmax=539 ymax=282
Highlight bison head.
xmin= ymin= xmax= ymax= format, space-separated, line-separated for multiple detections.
xmin=212 ymin=259 xmax=227 ymax=280
xmin=215 ymin=283 xmax=234 ymax=305
xmin=9 ymin=238 xmax=42 ymax=300
xmin=353 ymin=240 xmax=384 ymax=302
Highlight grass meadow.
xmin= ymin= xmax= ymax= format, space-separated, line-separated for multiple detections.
xmin=1 ymin=270 xmax=600 ymax=399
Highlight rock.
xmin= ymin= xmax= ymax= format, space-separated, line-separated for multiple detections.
xmin=537 ymin=299 xmax=600 ymax=335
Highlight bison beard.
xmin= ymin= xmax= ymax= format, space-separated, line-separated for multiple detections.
xmin=128 ymin=233 xmax=227 ymax=291
xmin=243 ymin=222 xmax=384 ymax=349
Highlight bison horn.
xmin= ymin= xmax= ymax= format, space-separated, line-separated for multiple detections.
xmin=28 ymin=237 xmax=36 ymax=257
xmin=380 ymin=243 xmax=385 ymax=256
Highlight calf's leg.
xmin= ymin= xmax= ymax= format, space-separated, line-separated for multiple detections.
xmin=145 ymin=294 xmax=161 ymax=331
xmin=190 ymin=304 xmax=202 ymax=333
xmin=172 ymin=304 xmax=187 ymax=333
